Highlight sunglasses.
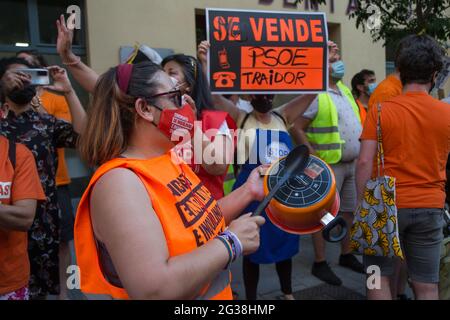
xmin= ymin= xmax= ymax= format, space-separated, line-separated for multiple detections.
xmin=147 ymin=89 xmax=182 ymax=108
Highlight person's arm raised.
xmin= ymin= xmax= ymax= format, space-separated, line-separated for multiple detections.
xmin=197 ymin=41 xmax=244 ymax=123
xmin=56 ymin=15 xmax=99 ymax=94
xmin=45 ymin=66 xmax=86 ymax=134
xmin=90 ymin=168 xmax=265 ymax=300
xmin=276 ymin=94 xmax=317 ymax=126
xmin=291 ymin=116 xmax=316 ymax=155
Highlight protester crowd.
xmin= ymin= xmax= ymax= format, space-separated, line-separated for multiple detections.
xmin=0 ymin=13 xmax=449 ymax=301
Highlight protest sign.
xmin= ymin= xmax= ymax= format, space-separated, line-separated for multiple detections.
xmin=206 ymin=8 xmax=329 ymax=94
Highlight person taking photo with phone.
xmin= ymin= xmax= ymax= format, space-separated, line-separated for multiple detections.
xmin=0 ymin=57 xmax=86 ymax=300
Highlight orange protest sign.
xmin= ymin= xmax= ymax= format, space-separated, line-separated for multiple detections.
xmin=206 ymin=8 xmax=329 ymax=94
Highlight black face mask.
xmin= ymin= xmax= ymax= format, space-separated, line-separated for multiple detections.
xmin=7 ymin=85 xmax=36 ymax=105
xmin=251 ymin=95 xmax=274 ymax=114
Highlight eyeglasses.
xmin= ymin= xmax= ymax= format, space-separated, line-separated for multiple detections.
xmin=147 ymin=89 xmax=182 ymax=108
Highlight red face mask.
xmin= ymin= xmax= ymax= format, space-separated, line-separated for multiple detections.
xmin=156 ymin=103 xmax=196 ymax=143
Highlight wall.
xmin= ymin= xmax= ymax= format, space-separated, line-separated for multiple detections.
xmin=85 ymin=0 xmax=387 ymax=85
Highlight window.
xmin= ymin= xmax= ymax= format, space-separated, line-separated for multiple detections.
xmin=0 ymin=0 xmax=30 ymax=46
xmin=0 ymin=0 xmax=86 ymax=54
xmin=37 ymin=0 xmax=84 ymax=46
xmin=385 ymin=37 xmax=399 ymax=76
xmin=195 ymin=9 xmax=207 ymax=46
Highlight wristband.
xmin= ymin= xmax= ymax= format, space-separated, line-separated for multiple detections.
xmin=62 ymin=56 xmax=81 ymax=66
xmin=216 ymin=236 xmax=233 ymax=269
xmin=225 ymin=230 xmax=243 ymax=261
xmin=219 ymin=230 xmax=243 ymax=262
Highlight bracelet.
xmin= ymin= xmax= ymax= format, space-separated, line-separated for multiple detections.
xmin=224 ymin=230 xmax=243 ymax=261
xmin=216 ymin=236 xmax=233 ymax=269
xmin=219 ymin=230 xmax=243 ymax=263
xmin=62 ymin=56 xmax=81 ymax=66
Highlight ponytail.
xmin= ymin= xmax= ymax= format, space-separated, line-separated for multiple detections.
xmin=78 ymin=62 xmax=162 ymax=166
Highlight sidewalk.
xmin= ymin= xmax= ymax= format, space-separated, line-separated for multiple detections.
xmin=67 ymin=231 xmax=414 ymax=300
xmin=231 ymin=235 xmax=366 ymax=300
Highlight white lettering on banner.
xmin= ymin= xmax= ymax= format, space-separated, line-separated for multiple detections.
xmin=0 ymin=182 xmax=12 ymax=200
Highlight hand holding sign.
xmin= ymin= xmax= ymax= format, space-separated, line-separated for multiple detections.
xmin=197 ymin=41 xmax=210 ymax=72
xmin=328 ymin=41 xmax=340 ymax=64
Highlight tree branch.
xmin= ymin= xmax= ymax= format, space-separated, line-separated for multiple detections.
xmin=373 ymin=0 xmax=404 ymax=26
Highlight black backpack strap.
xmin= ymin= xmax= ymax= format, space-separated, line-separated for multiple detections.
xmin=239 ymin=113 xmax=252 ymax=130
xmin=233 ymin=113 xmax=252 ymax=175
xmin=271 ymin=110 xmax=288 ymax=128
xmin=8 ymin=137 xmax=16 ymax=170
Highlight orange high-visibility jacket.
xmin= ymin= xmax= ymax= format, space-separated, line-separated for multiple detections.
xmin=74 ymin=152 xmax=233 ymax=300
xmin=356 ymin=99 xmax=367 ymax=127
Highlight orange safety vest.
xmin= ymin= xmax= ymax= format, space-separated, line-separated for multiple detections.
xmin=74 ymin=152 xmax=233 ymax=300
xmin=356 ymin=99 xmax=367 ymax=128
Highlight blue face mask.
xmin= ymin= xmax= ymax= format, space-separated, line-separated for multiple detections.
xmin=331 ymin=61 xmax=345 ymax=80
xmin=367 ymin=83 xmax=378 ymax=95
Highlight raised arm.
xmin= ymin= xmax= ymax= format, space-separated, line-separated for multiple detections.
xmin=90 ymin=168 xmax=265 ymax=300
xmin=45 ymin=65 xmax=86 ymax=134
xmin=290 ymin=116 xmax=316 ymax=155
xmin=56 ymin=15 xmax=99 ymax=94
xmin=197 ymin=41 xmax=244 ymax=123
xmin=276 ymin=94 xmax=317 ymax=126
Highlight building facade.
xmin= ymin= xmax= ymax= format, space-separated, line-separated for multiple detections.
xmin=2 ymin=0 xmax=448 ymax=205
xmin=84 ymin=0 xmax=387 ymax=86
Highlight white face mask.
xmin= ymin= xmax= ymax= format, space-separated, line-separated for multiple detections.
xmin=169 ymin=76 xmax=179 ymax=87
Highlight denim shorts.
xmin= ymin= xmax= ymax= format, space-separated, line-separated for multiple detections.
xmin=363 ymin=208 xmax=444 ymax=284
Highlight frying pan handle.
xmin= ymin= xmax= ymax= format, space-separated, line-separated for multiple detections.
xmin=322 ymin=216 xmax=348 ymax=243
xmin=252 ymin=196 xmax=271 ymax=217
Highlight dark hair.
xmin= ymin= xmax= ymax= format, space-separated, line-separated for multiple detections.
xmin=161 ymin=54 xmax=213 ymax=117
xmin=16 ymin=50 xmax=48 ymax=68
xmin=0 ymin=83 xmax=4 ymax=104
xmin=351 ymin=69 xmax=375 ymax=97
xmin=394 ymin=35 xmax=422 ymax=68
xmin=0 ymin=57 xmax=33 ymax=79
xmin=79 ymin=62 xmax=163 ymax=166
xmin=397 ymin=35 xmax=444 ymax=86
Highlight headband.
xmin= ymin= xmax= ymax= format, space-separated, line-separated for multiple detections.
xmin=117 ymin=64 xmax=134 ymax=94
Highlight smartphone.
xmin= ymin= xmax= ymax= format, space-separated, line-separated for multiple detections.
xmin=17 ymin=68 xmax=50 ymax=86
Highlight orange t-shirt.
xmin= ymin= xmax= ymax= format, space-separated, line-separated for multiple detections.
xmin=361 ymin=92 xmax=450 ymax=209
xmin=368 ymin=75 xmax=403 ymax=111
xmin=0 ymin=136 xmax=45 ymax=294
xmin=40 ymin=90 xmax=72 ymax=186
